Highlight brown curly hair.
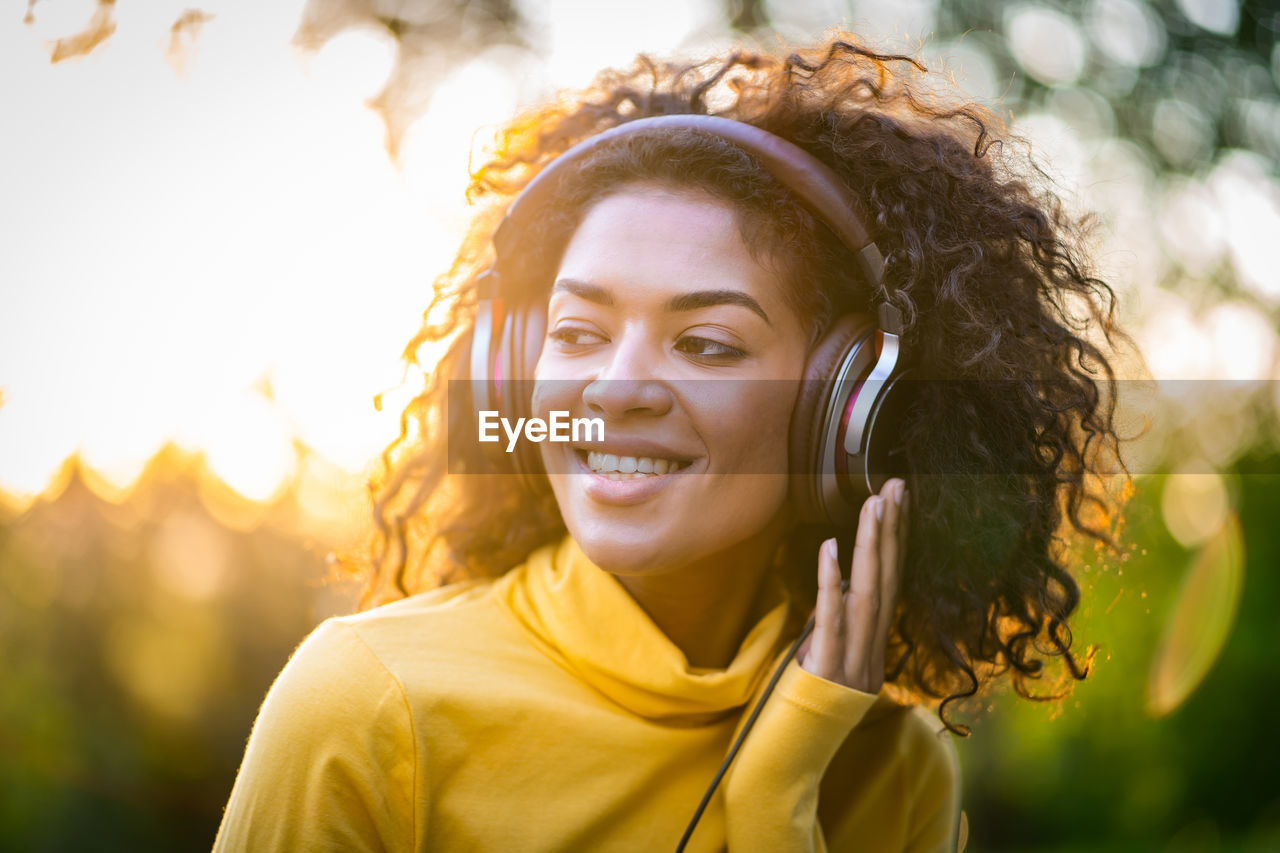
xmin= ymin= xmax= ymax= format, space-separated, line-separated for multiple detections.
xmin=348 ymin=34 xmax=1133 ymax=735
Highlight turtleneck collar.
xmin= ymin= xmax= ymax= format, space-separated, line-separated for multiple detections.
xmin=496 ymin=535 xmax=793 ymax=723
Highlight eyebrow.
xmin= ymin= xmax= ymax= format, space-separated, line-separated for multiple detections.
xmin=666 ymin=289 xmax=771 ymax=325
xmin=552 ymin=278 xmax=771 ymax=325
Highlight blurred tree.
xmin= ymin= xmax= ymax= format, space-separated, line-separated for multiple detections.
xmin=0 ymin=450 xmax=358 ymax=851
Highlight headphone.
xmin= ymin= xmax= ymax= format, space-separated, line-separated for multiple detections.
xmin=465 ymin=113 xmax=914 ymax=527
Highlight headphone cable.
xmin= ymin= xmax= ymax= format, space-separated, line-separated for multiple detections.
xmin=674 ymin=611 xmax=819 ymax=853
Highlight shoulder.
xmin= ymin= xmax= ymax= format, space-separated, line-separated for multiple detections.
xmin=819 ymin=700 xmax=962 ymax=852
xmin=256 ymin=579 xmax=508 ymax=730
xmin=895 ymin=704 xmax=962 ymax=800
xmin=331 ymin=576 xmax=530 ymax=679
xmin=251 ymin=617 xmax=411 ymax=749
xmin=340 ymin=578 xmax=504 ymax=644
xmin=215 ymin=617 xmax=422 ymax=851
xmin=884 ymin=703 xmax=963 ymax=853
xmin=854 ymin=701 xmax=961 ymax=817
xmin=825 ymin=697 xmax=959 ymax=782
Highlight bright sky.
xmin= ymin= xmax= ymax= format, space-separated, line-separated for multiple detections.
xmin=2 ymin=0 xmax=1277 ymax=507
xmin=0 ymin=0 xmax=720 ymax=503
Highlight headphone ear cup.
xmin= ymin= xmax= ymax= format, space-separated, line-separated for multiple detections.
xmin=458 ymin=301 xmax=507 ymax=476
xmin=470 ymin=299 xmax=499 ymax=415
xmin=521 ymin=305 xmax=547 ymax=409
xmin=497 ymin=303 xmax=519 ymax=421
xmin=512 ymin=304 xmax=550 ymax=492
xmin=789 ymin=313 xmax=878 ymax=525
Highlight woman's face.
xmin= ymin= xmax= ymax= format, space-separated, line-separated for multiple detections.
xmin=532 ymin=185 xmax=810 ymax=578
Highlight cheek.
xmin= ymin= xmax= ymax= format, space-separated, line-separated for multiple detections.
xmin=530 ymin=357 xmax=580 ymax=418
xmin=530 ymin=381 xmax=556 ymax=420
xmin=531 ymin=376 xmax=584 ymax=478
xmin=531 ymin=346 xmax=596 ymax=410
xmin=699 ymin=381 xmax=798 ymax=472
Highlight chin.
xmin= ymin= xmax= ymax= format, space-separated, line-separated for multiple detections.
xmin=566 ymin=517 xmax=675 ymax=577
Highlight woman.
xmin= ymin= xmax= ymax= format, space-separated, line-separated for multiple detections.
xmin=214 ymin=33 xmax=1128 ymax=852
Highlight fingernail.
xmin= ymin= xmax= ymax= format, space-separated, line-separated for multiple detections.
xmin=894 ymin=481 xmax=904 ymax=506
xmin=875 ymin=497 xmax=884 ymax=522
xmin=824 ymin=538 xmax=838 ymax=561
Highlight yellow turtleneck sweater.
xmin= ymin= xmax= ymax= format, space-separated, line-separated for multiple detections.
xmin=213 ymin=536 xmax=961 ymax=851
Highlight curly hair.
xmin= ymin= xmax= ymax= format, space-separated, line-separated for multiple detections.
xmin=347 ymin=34 xmax=1133 ymax=735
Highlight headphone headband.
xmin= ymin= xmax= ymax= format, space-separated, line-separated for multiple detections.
xmin=479 ymin=114 xmax=887 ymax=302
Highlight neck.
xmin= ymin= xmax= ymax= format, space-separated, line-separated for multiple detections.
xmin=614 ymin=528 xmax=785 ymax=670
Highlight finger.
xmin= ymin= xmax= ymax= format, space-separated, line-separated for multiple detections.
xmin=843 ymin=495 xmax=882 ymax=688
xmin=878 ymin=479 xmax=902 ymax=569
xmin=873 ymin=480 xmax=905 ymax=679
xmin=802 ymin=538 xmax=845 ymax=682
xmin=797 ymin=631 xmax=813 ymax=665
xmin=897 ymin=484 xmax=910 ymax=558
xmin=877 ymin=479 xmax=902 ymax=608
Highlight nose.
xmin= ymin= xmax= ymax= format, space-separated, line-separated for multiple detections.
xmin=581 ymin=332 xmax=674 ymax=419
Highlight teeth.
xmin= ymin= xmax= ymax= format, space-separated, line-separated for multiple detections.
xmin=585 ymin=451 xmax=685 ymax=475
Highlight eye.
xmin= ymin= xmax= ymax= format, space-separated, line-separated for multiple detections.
xmin=675 ymin=335 xmax=746 ymax=362
xmin=548 ymin=325 xmax=607 ymax=349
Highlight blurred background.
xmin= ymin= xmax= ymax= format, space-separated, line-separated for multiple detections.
xmin=2 ymin=0 xmax=1279 ymax=850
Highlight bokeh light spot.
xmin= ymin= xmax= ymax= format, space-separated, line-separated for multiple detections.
xmin=1175 ymin=0 xmax=1240 ymax=37
xmin=148 ymin=509 xmax=231 ymax=601
xmin=1086 ymin=0 xmax=1166 ymax=69
xmin=1204 ymin=301 xmax=1277 ymax=383
xmin=1005 ymin=5 xmax=1087 ymax=87
xmin=1046 ymin=86 xmax=1115 ymax=140
xmin=927 ymin=39 xmax=1001 ymax=102
xmin=195 ymin=392 xmax=294 ymax=504
xmin=1161 ymin=468 xmax=1228 ymax=548
xmin=1158 ymin=177 xmax=1225 ymax=277
xmin=1146 ymin=510 xmax=1244 ymax=717
xmin=1209 ymin=152 xmax=1280 ymax=303
xmin=1151 ymin=98 xmax=1214 ymax=169
xmin=305 ymin=25 xmax=397 ymax=101
xmin=104 ymin=609 xmax=231 ymax=721
xmin=1139 ymin=294 xmax=1212 ymax=380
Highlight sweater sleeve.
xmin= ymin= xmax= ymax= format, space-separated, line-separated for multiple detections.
xmin=721 ymin=659 xmax=878 ymax=852
xmin=212 ymin=619 xmax=417 ymax=853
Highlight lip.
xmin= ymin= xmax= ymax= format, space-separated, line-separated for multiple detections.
xmin=565 ymin=445 xmax=702 ymax=507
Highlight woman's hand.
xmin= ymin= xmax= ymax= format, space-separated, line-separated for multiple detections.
xmin=797 ymin=478 xmax=908 ymax=694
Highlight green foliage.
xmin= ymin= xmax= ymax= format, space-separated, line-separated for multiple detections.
xmin=0 ymin=451 xmax=355 ymax=851
xmin=954 ymin=460 xmax=1280 ymax=849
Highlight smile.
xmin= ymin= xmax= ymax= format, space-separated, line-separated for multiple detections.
xmin=567 ymin=447 xmax=698 ymax=504
xmin=582 ymin=450 xmax=692 ymax=478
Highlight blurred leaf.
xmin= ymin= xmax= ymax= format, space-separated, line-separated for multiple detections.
xmin=164 ymin=9 xmax=216 ymax=76
xmin=1146 ymin=510 xmax=1245 ymax=716
xmin=47 ymin=0 xmax=116 ymax=63
xmin=293 ymin=0 xmax=526 ymax=159
xmin=252 ymin=372 xmax=276 ymax=404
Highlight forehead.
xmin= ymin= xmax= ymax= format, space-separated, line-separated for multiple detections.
xmin=555 ymin=186 xmax=787 ymax=306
